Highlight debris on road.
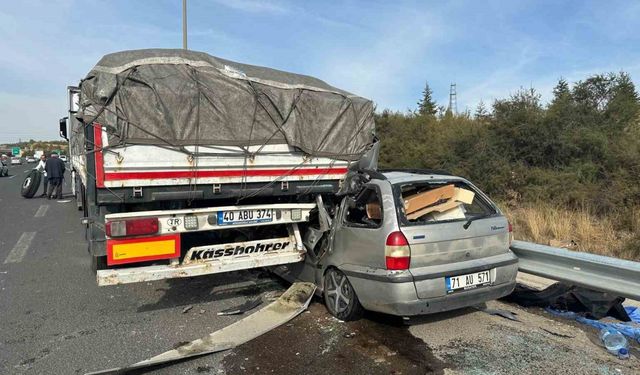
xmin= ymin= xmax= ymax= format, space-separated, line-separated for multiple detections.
xmin=541 ymin=328 xmax=575 ymax=338
xmin=546 ymin=308 xmax=640 ymax=344
xmin=182 ymin=305 xmax=193 ymax=314
xmin=223 ymin=303 xmax=446 ymax=375
xmin=217 ymin=298 xmax=262 ymax=316
xmin=474 ymin=305 xmax=520 ymax=321
xmin=84 ymin=282 xmax=316 ymax=375
xmin=503 ymin=282 xmax=630 ymax=321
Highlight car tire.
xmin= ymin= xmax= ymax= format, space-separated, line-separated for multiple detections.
xmin=323 ymin=268 xmax=364 ymax=321
xmin=21 ymin=170 xmax=41 ymax=198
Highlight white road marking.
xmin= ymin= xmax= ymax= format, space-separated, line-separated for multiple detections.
xmin=8 ymin=175 xmax=16 ymax=179
xmin=3 ymin=232 xmax=36 ymax=264
xmin=57 ymin=200 xmax=71 ymax=203
xmin=23 ymin=170 xmax=30 ymax=173
xmin=34 ymin=205 xmax=49 ymax=217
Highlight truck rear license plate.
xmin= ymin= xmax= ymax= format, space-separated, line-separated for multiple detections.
xmin=445 ymin=270 xmax=491 ymax=293
xmin=217 ymin=209 xmax=273 ymax=226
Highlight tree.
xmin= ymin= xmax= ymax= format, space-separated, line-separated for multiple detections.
xmin=605 ymin=72 xmax=640 ymax=130
xmin=416 ymin=81 xmax=437 ymax=116
xmin=474 ymin=100 xmax=490 ymax=122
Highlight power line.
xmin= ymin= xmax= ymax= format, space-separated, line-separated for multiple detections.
xmin=448 ymin=83 xmax=457 ymax=114
xmin=183 ymin=0 xmax=188 ymax=49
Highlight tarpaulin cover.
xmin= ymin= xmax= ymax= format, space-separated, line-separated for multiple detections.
xmin=78 ymin=49 xmax=376 ymax=161
xmin=546 ymin=308 xmax=640 ymax=342
xmin=502 ymin=282 xmax=630 ymax=321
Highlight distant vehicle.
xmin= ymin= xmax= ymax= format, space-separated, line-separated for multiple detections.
xmin=11 ymin=157 xmax=22 ymax=165
xmin=59 ymin=155 xmax=68 ymax=162
xmin=26 ymin=157 xmax=37 ymax=163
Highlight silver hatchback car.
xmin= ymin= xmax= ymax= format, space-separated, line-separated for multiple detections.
xmin=278 ymin=170 xmax=518 ymax=320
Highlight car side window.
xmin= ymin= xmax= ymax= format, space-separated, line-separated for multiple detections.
xmin=344 ymin=187 xmax=383 ymax=228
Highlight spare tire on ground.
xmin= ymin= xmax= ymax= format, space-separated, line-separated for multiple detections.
xmin=21 ymin=170 xmax=41 ymax=198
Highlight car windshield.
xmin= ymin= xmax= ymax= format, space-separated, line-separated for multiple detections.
xmin=394 ymin=180 xmax=497 ymax=226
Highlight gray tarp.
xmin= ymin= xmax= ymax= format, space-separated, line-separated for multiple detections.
xmin=79 ymin=49 xmax=375 ymax=161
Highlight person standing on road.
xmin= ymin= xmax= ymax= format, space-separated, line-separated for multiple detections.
xmin=35 ymin=154 xmax=48 ymax=197
xmin=45 ymin=152 xmax=65 ymax=200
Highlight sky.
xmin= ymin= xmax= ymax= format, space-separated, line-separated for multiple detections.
xmin=1 ymin=0 xmax=640 ymax=143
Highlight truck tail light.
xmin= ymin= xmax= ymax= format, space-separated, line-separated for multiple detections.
xmin=106 ymin=218 xmax=159 ymax=238
xmin=385 ymin=231 xmax=410 ymax=270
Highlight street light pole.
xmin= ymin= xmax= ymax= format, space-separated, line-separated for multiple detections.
xmin=182 ymin=0 xmax=188 ymax=49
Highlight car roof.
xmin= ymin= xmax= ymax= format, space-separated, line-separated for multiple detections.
xmin=381 ymin=171 xmax=466 ymax=184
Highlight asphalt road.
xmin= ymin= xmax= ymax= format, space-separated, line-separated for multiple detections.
xmin=1 ymin=163 xmax=638 ymax=375
xmin=0 ymin=163 xmax=287 ymax=374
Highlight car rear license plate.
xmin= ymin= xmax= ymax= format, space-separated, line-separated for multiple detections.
xmin=217 ymin=209 xmax=273 ymax=226
xmin=446 ymin=270 xmax=491 ymax=293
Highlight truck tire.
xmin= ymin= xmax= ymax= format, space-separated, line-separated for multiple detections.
xmin=76 ymin=182 xmax=85 ymax=211
xmin=90 ymin=255 xmax=108 ymax=273
xmin=21 ymin=170 xmax=41 ymax=198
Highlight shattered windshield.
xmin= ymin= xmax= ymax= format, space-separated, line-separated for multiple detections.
xmin=395 ymin=180 xmax=497 ymax=225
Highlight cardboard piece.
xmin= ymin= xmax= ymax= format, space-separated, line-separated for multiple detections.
xmin=366 ymin=202 xmax=382 ymax=220
xmin=405 ymin=187 xmax=475 ymax=221
xmin=427 ymin=205 xmax=466 ymax=221
xmin=403 ymin=184 xmax=455 ymax=214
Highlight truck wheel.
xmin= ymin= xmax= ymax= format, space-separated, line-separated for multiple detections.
xmin=21 ymin=170 xmax=41 ymax=198
xmin=77 ymin=183 xmax=85 ymax=211
xmin=323 ymin=268 xmax=363 ymax=321
xmin=90 ymin=255 xmax=107 ymax=273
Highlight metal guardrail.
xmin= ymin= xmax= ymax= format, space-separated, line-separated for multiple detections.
xmin=510 ymin=240 xmax=640 ymax=301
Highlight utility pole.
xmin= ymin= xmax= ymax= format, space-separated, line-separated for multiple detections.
xmin=182 ymin=0 xmax=188 ymax=49
xmin=448 ymin=83 xmax=457 ymax=115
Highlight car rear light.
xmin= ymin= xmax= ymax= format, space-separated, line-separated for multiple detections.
xmin=105 ymin=218 xmax=159 ymax=237
xmin=385 ymin=231 xmax=410 ymax=270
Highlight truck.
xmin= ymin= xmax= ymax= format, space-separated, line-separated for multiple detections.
xmin=59 ymin=49 xmax=378 ymax=286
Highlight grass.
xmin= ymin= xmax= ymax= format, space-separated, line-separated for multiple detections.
xmin=499 ymin=202 xmax=640 ymax=261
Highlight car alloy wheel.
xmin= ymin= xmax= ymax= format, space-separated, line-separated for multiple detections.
xmin=323 ymin=268 xmax=363 ymax=320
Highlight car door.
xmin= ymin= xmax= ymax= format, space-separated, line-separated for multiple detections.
xmin=330 ymin=184 xmax=389 ymax=270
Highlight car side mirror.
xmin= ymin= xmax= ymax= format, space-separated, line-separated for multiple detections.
xmin=59 ymin=117 xmax=68 ymax=140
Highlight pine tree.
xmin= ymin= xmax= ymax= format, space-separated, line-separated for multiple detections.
xmin=417 ymin=82 xmax=437 ymax=116
xmin=474 ymin=100 xmax=490 ymax=121
xmin=547 ymin=78 xmax=574 ymax=126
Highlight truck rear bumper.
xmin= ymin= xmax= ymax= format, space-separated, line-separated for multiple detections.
xmin=97 ymin=250 xmax=305 ymax=286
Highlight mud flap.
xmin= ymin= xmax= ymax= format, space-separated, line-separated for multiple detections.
xmin=85 ymin=282 xmax=316 ymax=375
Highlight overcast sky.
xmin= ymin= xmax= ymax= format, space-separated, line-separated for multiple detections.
xmin=1 ymin=0 xmax=640 ymax=143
